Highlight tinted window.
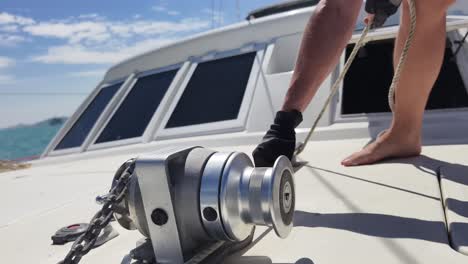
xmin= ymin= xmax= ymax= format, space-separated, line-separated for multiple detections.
xmin=55 ymin=82 xmax=122 ymax=150
xmin=342 ymin=39 xmax=468 ymax=114
xmin=166 ymin=52 xmax=256 ymax=128
xmin=96 ymin=69 xmax=178 ymax=143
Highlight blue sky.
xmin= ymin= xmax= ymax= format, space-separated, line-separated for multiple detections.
xmin=0 ymin=0 xmax=278 ymax=128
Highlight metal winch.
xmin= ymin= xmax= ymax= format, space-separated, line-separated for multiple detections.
xmin=115 ymin=146 xmax=295 ymax=263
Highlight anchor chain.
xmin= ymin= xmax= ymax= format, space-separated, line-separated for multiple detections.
xmin=59 ymin=159 xmax=135 ymax=264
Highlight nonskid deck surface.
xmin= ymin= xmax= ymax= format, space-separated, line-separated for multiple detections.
xmin=1 ymin=139 xmax=468 ymax=263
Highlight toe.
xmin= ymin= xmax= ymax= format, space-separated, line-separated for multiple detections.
xmin=341 ymin=155 xmax=356 ymax=166
xmin=342 ymin=151 xmax=367 ymax=166
xmin=341 ymin=149 xmax=380 ymax=167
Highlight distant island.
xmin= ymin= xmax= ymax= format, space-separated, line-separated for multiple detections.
xmin=4 ymin=116 xmax=68 ymax=130
xmin=47 ymin=117 xmax=67 ymax=126
xmin=0 ymin=117 xmax=68 ymax=161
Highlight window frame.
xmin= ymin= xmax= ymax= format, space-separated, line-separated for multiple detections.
xmin=87 ymin=62 xmax=190 ymax=151
xmin=43 ymin=76 xmax=134 ymax=157
xmin=154 ymin=45 xmax=265 ymax=141
xmin=334 ymin=20 xmax=468 ymax=123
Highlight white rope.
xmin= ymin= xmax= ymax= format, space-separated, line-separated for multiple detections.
xmin=295 ymin=0 xmax=417 ymax=156
xmin=388 ymin=0 xmax=417 ymax=112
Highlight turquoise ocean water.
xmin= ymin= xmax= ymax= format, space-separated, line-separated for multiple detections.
xmin=0 ymin=118 xmax=66 ymax=160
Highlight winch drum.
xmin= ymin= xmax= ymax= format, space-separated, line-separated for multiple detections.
xmin=115 ymin=147 xmax=295 ymax=263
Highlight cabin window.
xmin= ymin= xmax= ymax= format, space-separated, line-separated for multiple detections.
xmin=95 ymin=69 xmax=178 ymax=143
xmin=165 ymin=52 xmax=256 ymax=128
xmin=54 ymin=82 xmax=122 ymax=150
xmin=341 ymin=38 xmax=468 ymax=115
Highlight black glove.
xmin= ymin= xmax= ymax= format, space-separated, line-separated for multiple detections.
xmin=365 ymin=0 xmax=402 ymax=28
xmin=253 ymin=110 xmax=303 ymax=167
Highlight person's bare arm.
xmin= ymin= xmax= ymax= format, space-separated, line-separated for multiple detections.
xmin=253 ymin=0 xmax=362 ymax=167
xmin=282 ymin=0 xmax=362 ymax=112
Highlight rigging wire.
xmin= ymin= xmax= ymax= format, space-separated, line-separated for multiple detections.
xmin=236 ymin=0 xmax=240 ymax=21
xmin=211 ymin=0 xmax=215 ymax=29
xmin=219 ymin=0 xmax=223 ymax=27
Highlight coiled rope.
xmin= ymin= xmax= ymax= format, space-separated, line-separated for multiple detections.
xmin=295 ymin=0 xmax=417 ymax=156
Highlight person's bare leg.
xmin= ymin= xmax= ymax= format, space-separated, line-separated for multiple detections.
xmin=342 ymin=0 xmax=454 ymax=166
xmin=282 ymin=0 xmax=362 ymax=112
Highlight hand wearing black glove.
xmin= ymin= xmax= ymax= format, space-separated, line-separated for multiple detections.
xmin=253 ymin=110 xmax=303 ymax=167
xmin=365 ymin=0 xmax=402 ymax=29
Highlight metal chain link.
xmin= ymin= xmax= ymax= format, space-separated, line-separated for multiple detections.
xmin=59 ymin=159 xmax=136 ymax=264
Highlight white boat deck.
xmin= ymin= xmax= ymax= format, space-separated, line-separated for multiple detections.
xmin=2 ymin=138 xmax=468 ymax=264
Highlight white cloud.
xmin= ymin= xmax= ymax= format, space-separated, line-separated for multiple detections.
xmin=24 ymin=21 xmax=110 ymax=44
xmin=0 ymin=12 xmax=34 ymax=25
xmin=0 ymin=11 xmax=210 ymax=65
xmin=0 ymin=25 xmax=19 ymax=32
xmin=23 ymin=17 xmax=209 ymax=45
xmin=0 ymin=56 xmax=15 ymax=68
xmin=152 ymin=5 xmax=180 ymax=16
xmin=69 ymin=69 xmax=106 ymax=77
xmin=0 ymin=34 xmax=26 ymax=46
xmin=32 ymin=38 xmax=177 ymax=64
xmin=27 ymin=15 xmax=210 ymax=65
xmin=32 ymin=45 xmax=119 ymax=64
xmin=110 ymin=19 xmax=209 ymax=36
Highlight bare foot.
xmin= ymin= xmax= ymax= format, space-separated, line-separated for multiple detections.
xmin=341 ymin=131 xmax=422 ymax=167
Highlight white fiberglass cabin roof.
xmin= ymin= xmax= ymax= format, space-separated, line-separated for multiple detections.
xmin=2 ymin=3 xmax=468 ymax=264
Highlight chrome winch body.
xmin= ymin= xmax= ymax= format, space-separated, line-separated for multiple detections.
xmin=115 ymin=147 xmax=295 ymax=263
